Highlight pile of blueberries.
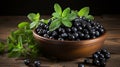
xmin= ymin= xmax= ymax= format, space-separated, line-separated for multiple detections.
xmin=78 ymin=49 xmax=111 ymax=67
xmin=24 ymin=49 xmax=110 ymax=67
xmin=35 ymin=17 xmax=105 ymax=41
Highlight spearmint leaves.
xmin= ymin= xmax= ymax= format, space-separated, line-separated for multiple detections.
xmin=78 ymin=7 xmax=89 ymax=17
xmin=18 ymin=22 xmax=29 ymax=29
xmin=49 ymin=19 xmax=61 ymax=31
xmin=62 ymin=20 xmax=72 ymax=27
xmin=27 ymin=13 xmax=40 ymax=22
xmin=86 ymin=15 xmax=94 ymax=20
xmin=30 ymin=21 xmax=38 ymax=29
xmin=54 ymin=3 xmax=62 ymax=16
xmin=62 ymin=7 xmax=70 ymax=17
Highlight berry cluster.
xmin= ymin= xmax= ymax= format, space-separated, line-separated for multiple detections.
xmin=36 ymin=17 xmax=105 ymax=41
xmin=92 ymin=49 xmax=110 ymax=67
xmin=78 ymin=49 xmax=111 ymax=67
xmin=24 ymin=59 xmax=40 ymax=67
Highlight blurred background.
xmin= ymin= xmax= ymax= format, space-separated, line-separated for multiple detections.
xmin=0 ymin=0 xmax=120 ymax=16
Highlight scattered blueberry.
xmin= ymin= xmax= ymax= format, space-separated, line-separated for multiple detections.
xmin=24 ymin=59 xmax=30 ymax=65
xmin=34 ymin=60 xmax=40 ymax=67
xmin=78 ymin=64 xmax=85 ymax=67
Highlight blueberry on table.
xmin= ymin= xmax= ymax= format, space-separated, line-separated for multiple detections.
xmin=78 ymin=64 xmax=85 ymax=67
xmin=34 ymin=60 xmax=41 ymax=67
xmin=92 ymin=59 xmax=100 ymax=66
xmin=24 ymin=59 xmax=30 ymax=65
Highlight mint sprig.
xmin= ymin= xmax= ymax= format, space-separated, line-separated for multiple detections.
xmin=49 ymin=3 xmax=77 ymax=31
xmin=27 ymin=13 xmax=40 ymax=29
xmin=78 ymin=7 xmax=94 ymax=20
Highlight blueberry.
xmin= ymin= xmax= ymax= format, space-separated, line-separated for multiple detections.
xmin=91 ymin=36 xmax=96 ymax=39
xmin=95 ymin=51 xmax=101 ymax=55
xmin=58 ymin=27 xmax=65 ymax=33
xmin=100 ymin=60 xmax=106 ymax=67
xmin=78 ymin=32 xmax=84 ymax=39
xmin=92 ymin=54 xmax=99 ymax=59
xmin=71 ymin=27 xmax=77 ymax=32
xmin=58 ymin=38 xmax=64 ymax=41
xmin=74 ymin=22 xmax=81 ymax=27
xmin=99 ymin=54 xmax=105 ymax=59
xmin=34 ymin=60 xmax=40 ymax=67
xmin=36 ymin=28 xmax=40 ymax=32
xmin=84 ymin=34 xmax=90 ymax=39
xmin=37 ymin=29 xmax=43 ymax=35
xmin=61 ymin=33 xmax=68 ymax=38
xmin=101 ymin=49 xmax=108 ymax=54
xmin=99 ymin=28 xmax=105 ymax=34
xmin=65 ymin=28 xmax=71 ymax=32
xmin=43 ymin=34 xmax=49 ymax=38
xmin=104 ymin=54 xmax=110 ymax=59
xmin=78 ymin=64 xmax=85 ymax=67
xmin=44 ymin=25 xmax=49 ymax=29
xmin=49 ymin=36 xmax=54 ymax=39
xmin=73 ymin=33 xmax=79 ymax=38
xmin=83 ymin=29 xmax=89 ymax=34
xmin=47 ymin=31 xmax=52 ymax=35
xmin=92 ymin=59 xmax=100 ymax=66
xmin=68 ymin=34 xmax=75 ymax=40
xmin=77 ymin=26 xmax=83 ymax=31
xmin=95 ymin=31 xmax=100 ymax=37
xmin=24 ymin=59 xmax=30 ymax=65
xmin=90 ymin=29 xmax=96 ymax=35
xmin=52 ymin=31 xmax=58 ymax=37
xmin=39 ymin=23 xmax=45 ymax=28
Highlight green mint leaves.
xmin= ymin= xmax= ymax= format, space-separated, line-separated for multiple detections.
xmin=49 ymin=3 xmax=77 ymax=31
xmin=54 ymin=3 xmax=62 ymax=16
xmin=27 ymin=13 xmax=40 ymax=29
xmin=78 ymin=7 xmax=94 ymax=20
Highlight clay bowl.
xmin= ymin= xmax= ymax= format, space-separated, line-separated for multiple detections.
xmin=33 ymin=30 xmax=107 ymax=60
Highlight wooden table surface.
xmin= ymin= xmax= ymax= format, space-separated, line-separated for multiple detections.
xmin=0 ymin=15 xmax=120 ymax=67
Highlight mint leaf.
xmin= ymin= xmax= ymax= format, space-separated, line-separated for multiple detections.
xmin=54 ymin=3 xmax=62 ymax=15
xmin=62 ymin=7 xmax=70 ymax=17
xmin=30 ymin=21 xmax=39 ymax=29
xmin=78 ymin=7 xmax=89 ymax=17
xmin=86 ymin=15 xmax=94 ymax=20
xmin=62 ymin=20 xmax=72 ymax=27
xmin=18 ymin=22 xmax=29 ymax=29
xmin=68 ymin=10 xmax=77 ymax=21
xmin=27 ymin=13 xmax=40 ymax=21
xmin=52 ymin=12 xmax=60 ymax=18
xmin=49 ymin=19 xmax=61 ymax=31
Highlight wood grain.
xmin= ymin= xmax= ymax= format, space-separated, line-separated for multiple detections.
xmin=0 ymin=15 xmax=120 ymax=67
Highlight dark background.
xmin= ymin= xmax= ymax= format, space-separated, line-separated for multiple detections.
xmin=0 ymin=0 xmax=120 ymax=16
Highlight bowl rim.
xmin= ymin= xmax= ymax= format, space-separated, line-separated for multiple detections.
xmin=33 ymin=29 xmax=107 ymax=43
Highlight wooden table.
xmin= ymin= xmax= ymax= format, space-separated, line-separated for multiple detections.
xmin=0 ymin=15 xmax=120 ymax=67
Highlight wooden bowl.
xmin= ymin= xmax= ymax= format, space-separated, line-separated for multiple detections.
xmin=33 ymin=30 xmax=107 ymax=60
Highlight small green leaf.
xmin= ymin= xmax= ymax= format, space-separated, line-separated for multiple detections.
xmin=68 ymin=11 xmax=77 ymax=21
xmin=62 ymin=7 xmax=70 ymax=17
xmin=18 ymin=22 xmax=29 ymax=29
xmin=52 ymin=12 xmax=60 ymax=18
xmin=27 ymin=13 xmax=40 ymax=21
xmin=86 ymin=15 xmax=94 ymax=20
xmin=41 ymin=19 xmax=49 ymax=24
xmin=54 ymin=3 xmax=62 ymax=15
xmin=49 ymin=19 xmax=61 ymax=31
xmin=62 ymin=20 xmax=72 ymax=27
xmin=30 ymin=21 xmax=38 ymax=29
xmin=78 ymin=7 xmax=89 ymax=17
